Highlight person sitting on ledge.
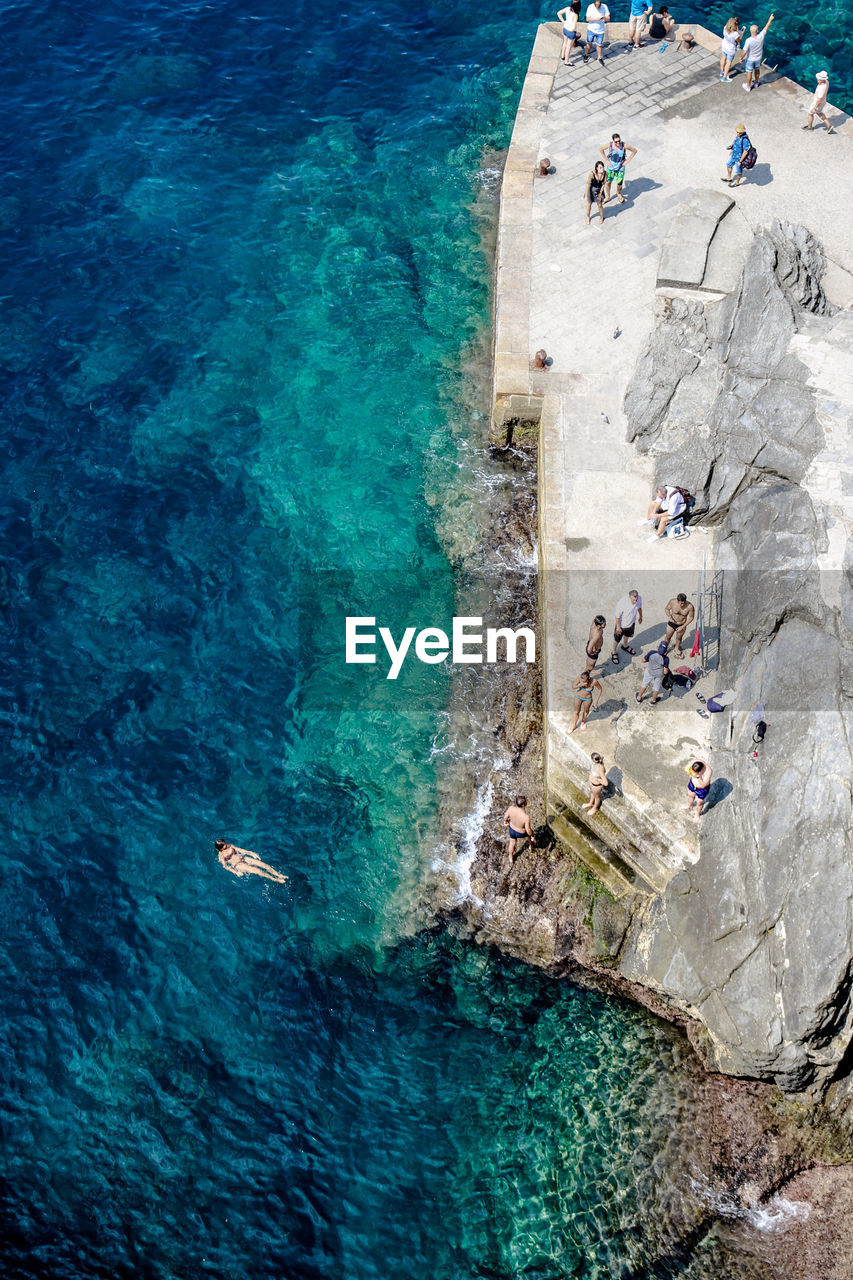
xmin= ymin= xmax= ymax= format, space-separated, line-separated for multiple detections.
xmin=216 ymin=840 xmax=289 ymax=883
xmin=648 ymin=6 xmax=674 ymax=38
xmin=639 ymin=484 xmax=686 ymax=539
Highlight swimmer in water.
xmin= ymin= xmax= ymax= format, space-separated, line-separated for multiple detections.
xmin=215 ymin=840 xmax=288 ymax=883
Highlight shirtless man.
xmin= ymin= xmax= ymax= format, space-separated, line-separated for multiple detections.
xmin=586 ymin=615 xmax=606 ymax=672
xmin=215 ymin=840 xmax=289 ymax=884
xmin=503 ymin=796 xmax=536 ymax=864
xmin=683 ymin=761 xmax=712 ymax=822
xmin=663 ymin=593 xmax=695 ymax=658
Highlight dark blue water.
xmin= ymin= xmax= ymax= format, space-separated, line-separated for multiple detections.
xmin=1 ymin=3 xmax=846 ymax=1277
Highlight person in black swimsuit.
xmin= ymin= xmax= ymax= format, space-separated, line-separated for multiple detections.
xmin=585 ymin=161 xmax=607 ymax=225
xmin=215 ymin=839 xmax=288 ymax=884
xmin=586 ymin=615 xmax=606 ymax=672
xmin=648 ymin=6 xmax=674 ymax=38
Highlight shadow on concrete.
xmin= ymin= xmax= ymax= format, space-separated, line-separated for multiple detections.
xmin=617 ymin=177 xmax=664 ymax=209
xmin=745 ymin=162 xmax=773 ymax=188
xmin=606 ymin=764 xmax=624 ymax=796
xmin=704 ymin=776 xmax=733 ymax=813
xmin=595 ymin=697 xmax=625 ymax=722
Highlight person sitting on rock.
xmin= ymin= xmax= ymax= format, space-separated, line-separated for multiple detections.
xmin=640 ymin=484 xmax=686 ymax=539
xmin=503 ymin=796 xmax=536 ymax=863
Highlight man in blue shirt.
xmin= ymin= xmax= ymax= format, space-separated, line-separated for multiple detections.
xmin=628 ymin=0 xmax=653 ymax=49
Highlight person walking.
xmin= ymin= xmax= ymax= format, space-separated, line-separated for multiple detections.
xmin=570 ymin=670 xmax=602 ymax=732
xmin=663 ymin=593 xmax=695 ymax=657
xmin=583 ymin=754 xmax=610 ymax=814
xmin=719 ymin=16 xmax=744 ymax=82
xmin=683 ymin=760 xmax=713 ymax=821
xmin=803 ymin=71 xmax=834 ymax=133
xmin=558 ymin=1 xmax=582 ymax=64
xmin=585 ymin=160 xmax=608 ymax=224
xmin=586 ymin=615 xmax=606 ymax=671
xmin=583 ymin=0 xmax=610 ymax=66
xmin=627 ymin=0 xmax=653 ymax=49
xmin=600 ymin=132 xmax=637 ymax=205
xmin=723 ymin=123 xmax=751 ymax=187
xmin=741 ymin=13 xmax=774 ymax=91
xmin=610 ymin=589 xmax=642 ymax=664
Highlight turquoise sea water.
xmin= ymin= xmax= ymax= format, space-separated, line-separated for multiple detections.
xmin=1 ymin=2 xmax=848 ymax=1276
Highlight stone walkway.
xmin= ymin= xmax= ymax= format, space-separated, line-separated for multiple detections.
xmin=492 ymin=22 xmax=853 ymax=875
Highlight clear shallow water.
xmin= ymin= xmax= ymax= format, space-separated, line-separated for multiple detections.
xmin=0 ymin=2 xmax=845 ymax=1277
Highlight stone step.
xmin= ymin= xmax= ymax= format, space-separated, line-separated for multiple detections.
xmin=547 ymin=750 xmax=675 ymax=893
xmin=549 ymin=809 xmax=643 ymax=900
xmin=700 ymin=204 xmax=753 ymax=295
xmin=657 ymin=188 xmax=734 ymax=289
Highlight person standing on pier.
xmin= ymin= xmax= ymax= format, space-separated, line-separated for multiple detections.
xmin=585 ymin=160 xmax=608 ymax=223
xmin=741 ymin=13 xmax=774 ymax=92
xmin=663 ymin=594 xmax=695 ymax=658
xmin=723 ymin=123 xmax=752 ymax=186
xmin=583 ymin=0 xmax=610 ymax=66
xmin=570 ymin=670 xmax=603 ymax=732
xmin=611 ymin=589 xmax=642 ymax=663
xmin=583 ymin=754 xmax=610 ymax=814
xmin=627 ymin=0 xmax=653 ymax=49
xmin=719 ymin=16 xmax=744 ymax=82
xmin=600 ymin=132 xmax=637 ymax=205
xmin=558 ymin=1 xmax=582 ymax=63
xmin=803 ymin=71 xmax=835 ymax=132
xmin=586 ymin=615 xmax=607 ymax=672
xmin=683 ymin=760 xmax=713 ymax=822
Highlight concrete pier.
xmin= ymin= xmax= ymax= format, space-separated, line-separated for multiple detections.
xmin=492 ymin=23 xmax=853 ymax=893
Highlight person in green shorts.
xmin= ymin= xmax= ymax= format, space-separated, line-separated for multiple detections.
xmin=599 ymin=132 xmax=638 ymax=205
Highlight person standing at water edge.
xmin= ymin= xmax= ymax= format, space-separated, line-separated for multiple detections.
xmin=600 ymin=133 xmax=637 ymax=205
xmin=627 ymin=0 xmax=653 ymax=50
xmin=741 ymin=13 xmax=774 ymax=91
xmin=504 ymin=796 xmax=536 ymax=863
xmin=558 ymin=1 xmax=582 ymax=64
xmin=611 ymin=589 xmax=642 ymax=663
xmin=719 ymin=16 xmax=743 ymax=82
xmin=724 ymin=123 xmax=752 ymax=187
xmin=583 ymin=0 xmax=610 ymax=65
xmin=583 ymin=754 xmax=609 ymax=814
xmin=803 ymin=71 xmax=834 ymax=132
xmin=683 ymin=761 xmax=712 ymax=821
xmin=216 ymin=840 xmax=289 ymax=883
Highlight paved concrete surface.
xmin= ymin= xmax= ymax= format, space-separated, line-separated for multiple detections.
xmin=492 ymin=22 xmax=853 ymax=873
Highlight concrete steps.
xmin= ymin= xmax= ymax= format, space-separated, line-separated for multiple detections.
xmin=548 ymin=809 xmax=642 ymax=900
xmin=547 ymin=751 xmax=674 ymax=896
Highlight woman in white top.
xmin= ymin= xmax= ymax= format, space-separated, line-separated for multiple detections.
xmin=719 ymin=16 xmax=744 ymax=82
xmin=558 ymin=1 xmax=582 ymax=64
xmin=804 ymin=70 xmax=834 ymax=132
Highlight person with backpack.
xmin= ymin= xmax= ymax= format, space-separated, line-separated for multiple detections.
xmin=724 ymin=123 xmax=754 ymax=187
xmin=639 ymin=484 xmax=687 ymax=539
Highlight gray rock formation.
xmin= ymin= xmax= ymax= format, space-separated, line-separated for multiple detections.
xmin=618 ymin=221 xmax=853 ymax=1094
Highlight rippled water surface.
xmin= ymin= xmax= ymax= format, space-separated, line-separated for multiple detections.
xmin=1 ymin=2 xmax=847 ymax=1276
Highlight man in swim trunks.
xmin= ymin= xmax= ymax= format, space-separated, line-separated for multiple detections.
xmin=503 ymin=796 xmax=536 ymax=863
xmin=599 ymin=133 xmax=637 ymax=205
xmin=611 ymin=589 xmax=642 ymax=663
xmin=683 ymin=760 xmax=712 ymax=822
xmin=586 ymin=614 xmax=606 ymax=672
xmin=215 ymin=839 xmax=289 ymax=884
xmin=663 ymin=592 xmax=695 ymax=658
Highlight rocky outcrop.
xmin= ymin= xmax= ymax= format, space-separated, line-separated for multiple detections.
xmin=619 ymin=221 xmax=853 ymax=1094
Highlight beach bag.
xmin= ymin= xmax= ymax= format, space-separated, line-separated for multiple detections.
xmin=661 ymin=670 xmax=674 ymax=691
xmin=742 ymin=146 xmax=758 ymax=170
xmin=672 ymin=665 xmax=697 ymax=689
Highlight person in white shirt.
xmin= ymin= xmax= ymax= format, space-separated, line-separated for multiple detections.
xmin=583 ymin=1 xmax=611 ymax=66
xmin=640 ymin=484 xmax=686 ymax=539
xmin=610 ymin=589 xmax=643 ymax=663
xmin=803 ymin=70 xmax=834 ymax=132
xmin=742 ymin=13 xmax=774 ymax=91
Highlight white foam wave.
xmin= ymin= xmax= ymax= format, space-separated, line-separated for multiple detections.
xmin=745 ymin=1195 xmax=811 ymax=1233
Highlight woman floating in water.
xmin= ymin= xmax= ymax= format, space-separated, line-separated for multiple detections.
xmin=215 ymin=840 xmax=288 ymax=884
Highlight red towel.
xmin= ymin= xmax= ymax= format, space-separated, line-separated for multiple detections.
xmin=690 ymin=629 xmax=701 ymax=658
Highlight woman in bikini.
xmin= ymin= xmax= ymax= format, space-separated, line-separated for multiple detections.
xmin=683 ymin=760 xmax=713 ymax=822
xmin=585 ymin=161 xmax=607 ymax=226
xmin=583 ymin=753 xmax=609 ymax=814
xmin=215 ymin=840 xmax=289 ymax=884
xmin=570 ymin=670 xmax=602 ymax=732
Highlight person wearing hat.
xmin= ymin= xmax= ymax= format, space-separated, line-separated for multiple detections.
xmin=804 ymin=71 xmax=834 ymax=133
xmin=723 ymin=123 xmax=751 ymax=186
